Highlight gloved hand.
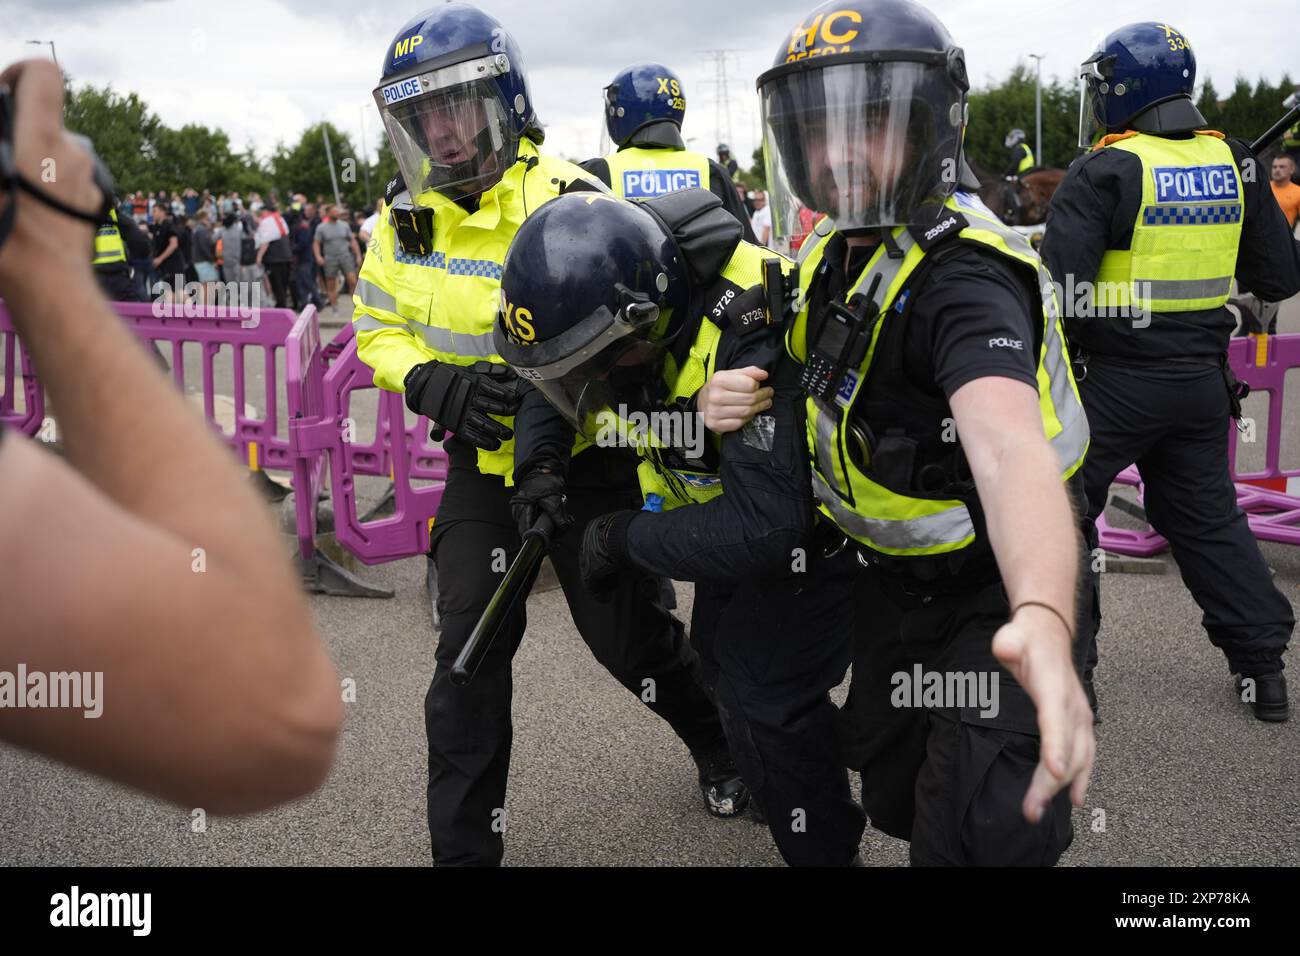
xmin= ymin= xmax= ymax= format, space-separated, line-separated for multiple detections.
xmin=579 ymin=510 xmax=638 ymax=600
xmin=510 ymin=464 xmax=572 ymax=541
xmin=404 ymin=360 xmax=522 ymax=451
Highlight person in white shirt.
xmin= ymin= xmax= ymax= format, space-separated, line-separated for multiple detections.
xmin=750 ymin=190 xmax=772 ymax=248
xmin=359 ymin=199 xmax=381 ymax=245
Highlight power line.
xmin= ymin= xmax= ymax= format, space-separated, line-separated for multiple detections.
xmin=697 ymin=49 xmax=741 ymax=151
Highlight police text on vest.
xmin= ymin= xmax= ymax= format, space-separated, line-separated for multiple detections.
xmin=1152 ymin=165 xmax=1239 ymax=204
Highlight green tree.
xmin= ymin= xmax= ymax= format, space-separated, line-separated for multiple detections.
xmin=965 ymin=63 xmax=1076 ymax=173
xmin=740 ymin=145 xmax=767 ymax=191
xmin=62 ymin=80 xmax=162 ymax=194
xmin=270 ymin=122 xmax=372 ymax=210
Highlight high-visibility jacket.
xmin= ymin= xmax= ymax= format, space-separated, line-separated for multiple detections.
xmin=604 ymin=146 xmax=713 ymax=201
xmin=619 ymin=240 xmax=794 ymax=510
xmin=788 ymin=193 xmax=1089 ymax=558
xmin=351 ymin=138 xmax=598 ymax=483
xmin=93 ymin=208 xmax=128 ymax=269
xmin=1093 ymin=131 xmax=1244 ymax=312
xmin=1015 ymin=142 xmax=1035 ymax=175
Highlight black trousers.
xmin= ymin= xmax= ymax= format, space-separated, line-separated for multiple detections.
xmin=842 ymin=571 xmax=1080 ymax=866
xmin=1078 ymin=361 xmax=1293 ymax=677
xmin=264 ymin=260 xmax=291 ymax=309
xmin=292 ymin=259 xmax=321 ymax=312
xmin=423 ymin=444 xmax=725 ymax=865
xmin=698 ymin=546 xmax=866 ymax=866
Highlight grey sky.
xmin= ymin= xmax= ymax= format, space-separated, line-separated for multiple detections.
xmin=4 ymin=0 xmax=1294 ymax=176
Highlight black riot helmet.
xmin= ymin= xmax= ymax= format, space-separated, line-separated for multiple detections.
xmin=756 ymin=0 xmax=970 ymax=238
xmin=494 ymin=193 xmax=691 ymax=441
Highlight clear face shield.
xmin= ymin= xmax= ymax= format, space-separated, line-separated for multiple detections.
xmin=497 ymin=293 xmax=675 ymax=443
xmin=759 ymin=60 xmax=965 ymax=238
xmin=1077 ymin=58 xmax=1111 ymax=149
xmin=599 ymin=83 xmax=618 ymax=155
xmin=375 ymin=53 xmax=520 ymax=205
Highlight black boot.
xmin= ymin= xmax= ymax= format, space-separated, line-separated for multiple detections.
xmin=1234 ymin=672 xmax=1289 ymax=723
xmin=691 ymin=747 xmax=750 ymax=818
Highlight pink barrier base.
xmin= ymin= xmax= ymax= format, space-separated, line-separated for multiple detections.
xmin=1097 ymin=334 xmax=1300 ymax=556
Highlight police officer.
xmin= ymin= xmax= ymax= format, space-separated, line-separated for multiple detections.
xmin=1042 ymin=22 xmax=1300 ymax=721
xmin=93 ymin=199 xmax=150 ymax=302
xmin=583 ymin=64 xmax=754 ymax=236
xmin=1001 ymin=127 xmax=1036 ymax=222
xmin=1005 ymin=128 xmax=1036 ymax=177
xmin=756 ymin=0 xmax=1095 ymax=865
xmin=353 ymin=3 xmax=742 ymax=866
xmin=495 ymin=189 xmax=868 ymax=865
xmin=716 ymin=143 xmax=741 ymax=182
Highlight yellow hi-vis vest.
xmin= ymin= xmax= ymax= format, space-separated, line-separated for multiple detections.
xmin=351 ymin=139 xmax=596 ymax=483
xmin=626 ymin=241 xmax=794 ymax=510
xmin=1016 ymin=143 xmax=1035 ymax=175
xmin=1093 ymin=131 xmax=1244 ymax=312
xmin=789 ymin=194 xmax=1089 ymax=558
xmin=604 ymin=146 xmax=712 ymax=201
xmin=93 ymin=208 xmax=128 ymax=268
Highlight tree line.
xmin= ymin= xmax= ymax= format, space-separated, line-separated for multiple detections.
xmin=63 ymin=78 xmax=398 ymax=208
xmin=63 ymin=66 xmax=1298 ymax=203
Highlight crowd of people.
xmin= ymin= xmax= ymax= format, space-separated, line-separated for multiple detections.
xmin=111 ymin=186 xmax=381 ymax=313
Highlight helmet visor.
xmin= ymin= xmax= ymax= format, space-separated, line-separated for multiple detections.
xmin=1077 ymin=59 xmax=1109 ymax=149
xmin=376 ymin=56 xmax=520 ymax=204
xmin=760 ymin=61 xmax=964 ymax=236
xmin=498 ymin=300 xmax=672 ymax=444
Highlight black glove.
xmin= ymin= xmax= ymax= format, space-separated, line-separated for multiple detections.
xmin=579 ymin=510 xmax=638 ymax=599
xmin=510 ymin=465 xmax=573 ymax=541
xmin=404 ymin=360 xmax=523 ymax=451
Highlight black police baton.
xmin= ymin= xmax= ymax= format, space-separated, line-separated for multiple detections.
xmin=450 ymin=512 xmax=556 ymax=687
xmin=1251 ymin=89 xmax=1300 ymax=154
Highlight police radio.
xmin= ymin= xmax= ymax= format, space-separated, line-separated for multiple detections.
xmin=799 ymin=273 xmax=882 ymax=404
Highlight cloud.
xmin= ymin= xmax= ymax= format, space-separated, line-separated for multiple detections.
xmin=3 ymin=0 xmax=1294 ymax=183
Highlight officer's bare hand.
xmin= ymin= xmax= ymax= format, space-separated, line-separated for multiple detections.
xmin=0 ymin=59 xmax=101 ymax=291
xmin=697 ymin=366 xmax=774 ymax=434
xmin=991 ymin=607 xmax=1095 ymax=824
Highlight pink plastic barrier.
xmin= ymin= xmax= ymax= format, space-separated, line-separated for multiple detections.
xmin=1 ymin=297 xmax=450 ymax=592
xmin=1098 ymin=333 xmax=1300 ymax=555
xmin=1227 ymin=334 xmax=1300 ymax=546
xmin=297 ymin=329 xmax=447 ymax=565
xmin=0 ymin=306 xmax=45 ymax=436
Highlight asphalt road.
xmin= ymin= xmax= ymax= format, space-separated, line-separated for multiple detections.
xmin=2 ymin=299 xmax=1299 ymax=867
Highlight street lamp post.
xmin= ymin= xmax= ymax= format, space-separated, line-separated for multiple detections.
xmin=359 ymin=105 xmax=373 ymax=206
xmin=1029 ymin=53 xmax=1045 ymax=166
xmin=26 ymin=40 xmax=58 ymax=67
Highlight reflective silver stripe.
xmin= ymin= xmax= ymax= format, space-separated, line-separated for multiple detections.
xmin=812 ymin=471 xmax=974 ymax=551
xmin=352 ymin=313 xmax=396 ymax=332
xmin=1135 ymin=276 xmax=1233 ymax=300
xmin=813 ymin=401 xmax=847 ymax=499
xmin=351 ymin=311 xmax=497 ymax=358
xmin=1039 ymin=274 xmax=1090 ymax=471
xmin=411 ymin=323 xmax=498 ymax=358
xmin=355 ymin=278 xmax=398 ymax=314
